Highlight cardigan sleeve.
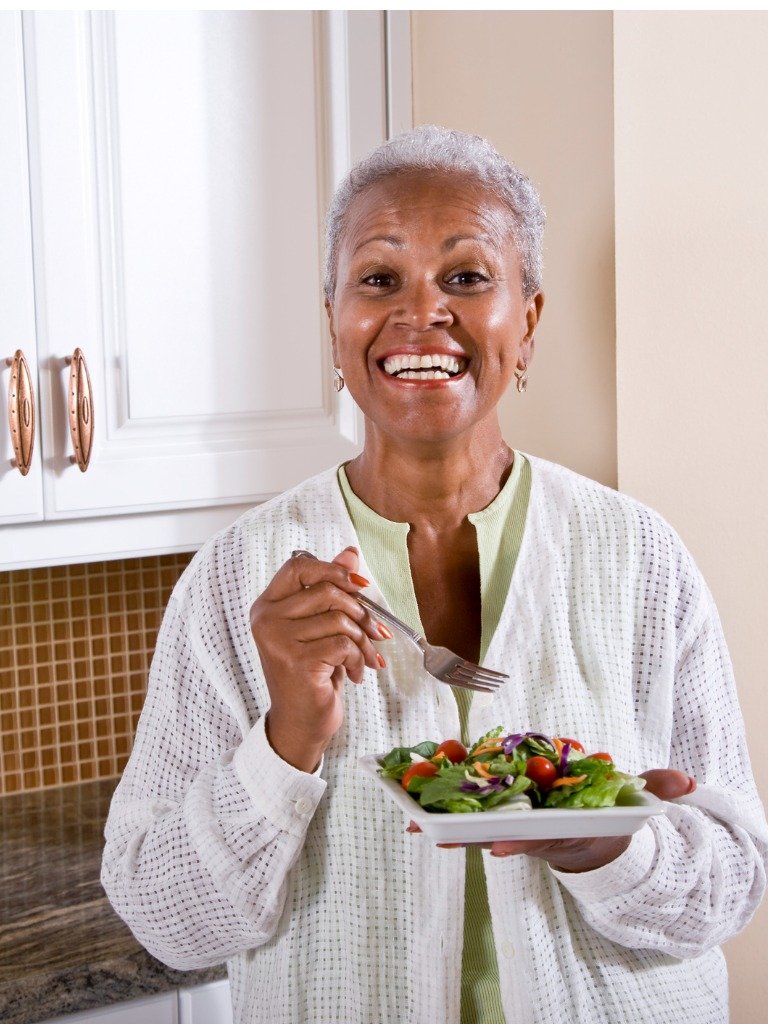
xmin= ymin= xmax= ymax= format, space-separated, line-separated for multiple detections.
xmin=552 ymin=593 xmax=768 ymax=959
xmin=100 ymin=593 xmax=326 ymax=971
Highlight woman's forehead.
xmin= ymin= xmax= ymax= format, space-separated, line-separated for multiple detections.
xmin=340 ymin=171 xmax=515 ymax=253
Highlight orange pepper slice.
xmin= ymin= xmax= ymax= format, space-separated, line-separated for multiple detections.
xmin=550 ymin=774 xmax=588 ymax=788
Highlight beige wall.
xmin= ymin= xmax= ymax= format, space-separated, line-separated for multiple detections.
xmin=614 ymin=13 xmax=768 ymax=1019
xmin=414 ymin=10 xmax=768 ymax=1020
xmin=412 ymin=11 xmax=617 ymax=488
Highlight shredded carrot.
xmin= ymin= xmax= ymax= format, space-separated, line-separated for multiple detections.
xmin=472 ymin=743 xmax=503 ymax=757
xmin=473 ymin=762 xmax=496 ymax=780
xmin=550 ymin=774 xmax=588 ymax=788
xmin=552 ymin=737 xmax=564 ymax=756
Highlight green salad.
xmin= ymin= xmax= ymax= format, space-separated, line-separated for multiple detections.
xmin=378 ymin=728 xmax=646 ymax=813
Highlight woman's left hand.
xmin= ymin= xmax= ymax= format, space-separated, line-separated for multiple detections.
xmin=409 ymin=769 xmax=696 ymax=873
xmin=488 ymin=769 xmax=696 ymax=871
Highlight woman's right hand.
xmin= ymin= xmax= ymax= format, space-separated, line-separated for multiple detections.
xmin=249 ymin=547 xmax=387 ymax=773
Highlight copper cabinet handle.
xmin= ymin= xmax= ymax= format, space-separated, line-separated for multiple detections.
xmin=65 ymin=348 xmax=94 ymax=472
xmin=5 ymin=349 xmax=36 ymax=476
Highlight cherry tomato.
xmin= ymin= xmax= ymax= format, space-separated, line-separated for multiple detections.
xmin=435 ymin=739 xmax=469 ymax=764
xmin=589 ymin=752 xmax=614 ymax=763
xmin=401 ymin=761 xmax=439 ymax=791
xmin=525 ymin=756 xmax=557 ymax=790
xmin=556 ymin=737 xmax=585 ymax=753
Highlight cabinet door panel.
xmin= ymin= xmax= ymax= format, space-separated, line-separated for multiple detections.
xmin=113 ymin=12 xmax=324 ymax=421
xmin=26 ymin=11 xmax=379 ymax=519
xmin=178 ymin=979 xmax=233 ymax=1024
xmin=38 ymin=990 xmax=177 ymax=1024
xmin=0 ymin=12 xmax=44 ymax=523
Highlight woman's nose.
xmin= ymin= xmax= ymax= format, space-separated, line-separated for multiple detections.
xmin=392 ymin=279 xmax=453 ymax=330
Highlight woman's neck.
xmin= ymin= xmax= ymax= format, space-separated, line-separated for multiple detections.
xmin=344 ymin=421 xmax=514 ymax=531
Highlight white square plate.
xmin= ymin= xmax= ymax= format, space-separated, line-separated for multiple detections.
xmin=359 ymin=753 xmax=667 ymax=843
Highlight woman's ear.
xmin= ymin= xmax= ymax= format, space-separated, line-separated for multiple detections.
xmin=522 ymin=291 xmax=544 ymax=364
xmin=526 ymin=291 xmax=544 ymax=340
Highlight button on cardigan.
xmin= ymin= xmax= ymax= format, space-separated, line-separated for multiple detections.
xmin=101 ymin=456 xmax=768 ymax=1024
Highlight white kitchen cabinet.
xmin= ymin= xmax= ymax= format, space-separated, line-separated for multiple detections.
xmin=0 ymin=11 xmax=412 ymax=568
xmin=38 ymin=989 xmax=177 ymax=1024
xmin=178 ymin=978 xmax=233 ymax=1024
xmin=37 ymin=980 xmax=234 ymax=1024
xmin=0 ymin=13 xmax=43 ymax=524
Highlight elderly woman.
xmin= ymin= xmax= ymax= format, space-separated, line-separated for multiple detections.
xmin=102 ymin=127 xmax=767 ymax=1024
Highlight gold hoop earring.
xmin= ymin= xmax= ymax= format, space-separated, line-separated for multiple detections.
xmin=333 ymin=368 xmax=345 ymax=393
xmin=514 ymin=363 xmax=529 ymax=394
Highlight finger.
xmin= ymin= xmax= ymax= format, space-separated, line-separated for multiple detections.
xmin=293 ymin=609 xmax=381 ymax=671
xmin=489 ymin=839 xmax=544 ymax=858
xmin=276 ymin=581 xmax=387 ymax=643
xmin=331 ymin=546 xmax=361 ymax=573
xmin=272 ymin=633 xmax=367 ymax=684
xmin=406 ymin=821 xmax=422 ymax=833
xmin=640 ymin=768 xmax=696 ymax=800
xmin=488 ymin=837 xmax=589 ymax=858
xmin=325 ymin=630 xmax=370 ymax=688
xmin=266 ymin=554 xmax=370 ymax=602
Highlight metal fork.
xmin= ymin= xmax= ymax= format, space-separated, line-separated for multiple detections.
xmin=291 ymin=549 xmax=508 ymax=694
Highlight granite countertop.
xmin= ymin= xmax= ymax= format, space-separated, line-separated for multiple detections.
xmin=0 ymin=779 xmax=225 ymax=1024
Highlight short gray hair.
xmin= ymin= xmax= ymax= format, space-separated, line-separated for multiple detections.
xmin=324 ymin=124 xmax=545 ymax=302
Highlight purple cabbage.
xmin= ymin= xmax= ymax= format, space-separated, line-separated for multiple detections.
xmin=501 ymin=731 xmax=554 ymax=756
xmin=460 ymin=774 xmax=515 ymax=794
xmin=559 ymin=742 xmax=571 ymax=774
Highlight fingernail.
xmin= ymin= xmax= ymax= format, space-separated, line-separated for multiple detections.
xmin=345 ymin=545 xmax=359 ymax=553
xmin=490 ymin=850 xmax=513 ymax=858
xmin=349 ymin=572 xmax=370 ymax=588
xmin=686 ymin=776 xmax=697 ymax=794
xmin=378 ymin=622 xmax=394 ymax=640
xmin=376 ymin=652 xmax=387 ymax=669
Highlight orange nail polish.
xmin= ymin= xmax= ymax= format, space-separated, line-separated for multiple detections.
xmin=376 ymin=652 xmax=386 ymax=669
xmin=349 ymin=572 xmax=370 ymax=587
xmin=378 ymin=622 xmax=394 ymax=640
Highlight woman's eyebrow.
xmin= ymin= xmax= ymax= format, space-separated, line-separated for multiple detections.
xmin=353 ymin=235 xmax=405 ymax=255
xmin=441 ymin=233 xmax=498 ymax=252
xmin=353 ymin=232 xmax=499 ymax=256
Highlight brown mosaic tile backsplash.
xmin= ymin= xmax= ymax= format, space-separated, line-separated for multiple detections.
xmin=0 ymin=553 xmax=193 ymax=796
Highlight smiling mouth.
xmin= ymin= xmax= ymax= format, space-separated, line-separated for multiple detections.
xmin=381 ymin=353 xmax=468 ymax=380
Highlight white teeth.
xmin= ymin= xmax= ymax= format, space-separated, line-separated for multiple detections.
xmin=382 ymin=353 xmax=468 ymax=378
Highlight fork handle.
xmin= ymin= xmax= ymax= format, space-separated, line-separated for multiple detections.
xmin=355 ymin=593 xmax=424 ymax=649
xmin=291 ymin=548 xmax=424 ymax=650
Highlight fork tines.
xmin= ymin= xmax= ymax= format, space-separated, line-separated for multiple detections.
xmin=447 ymin=665 xmax=508 ymax=693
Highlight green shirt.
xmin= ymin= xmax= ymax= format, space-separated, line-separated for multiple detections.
xmin=337 ymin=453 xmax=532 ymax=1024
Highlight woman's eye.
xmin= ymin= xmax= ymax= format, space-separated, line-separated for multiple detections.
xmin=447 ymin=270 xmax=488 ymax=287
xmin=362 ymin=272 xmax=396 ymax=288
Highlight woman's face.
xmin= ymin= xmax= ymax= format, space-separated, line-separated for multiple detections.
xmin=326 ymin=171 xmax=543 ymax=445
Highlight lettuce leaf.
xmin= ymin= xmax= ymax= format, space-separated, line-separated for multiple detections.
xmin=379 ymin=741 xmax=438 ymax=779
xmin=543 ymin=759 xmax=645 ymax=808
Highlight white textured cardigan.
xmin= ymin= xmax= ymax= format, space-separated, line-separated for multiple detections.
xmin=102 ymin=457 xmax=768 ymax=1024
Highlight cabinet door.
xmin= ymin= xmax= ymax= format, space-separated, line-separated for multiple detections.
xmin=25 ymin=11 xmax=382 ymax=520
xmin=38 ymin=990 xmax=177 ymax=1024
xmin=178 ymin=979 xmax=233 ymax=1024
xmin=0 ymin=11 xmax=44 ymax=523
